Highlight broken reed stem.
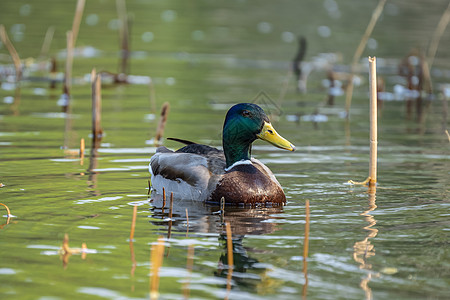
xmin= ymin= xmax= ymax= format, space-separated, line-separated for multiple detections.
xmin=427 ymin=1 xmax=450 ymax=69
xmin=71 ymin=0 xmax=85 ymax=47
xmin=445 ymin=130 xmax=450 ymax=142
xmin=91 ymin=68 xmax=103 ymax=145
xmin=63 ymin=30 xmax=74 ymax=112
xmin=162 ymin=187 xmax=166 ymax=209
xmin=148 ymin=179 xmax=151 ymax=195
xmin=345 ymin=0 xmax=387 ymax=115
xmin=303 ymin=200 xmax=310 ymax=264
xmin=150 ymin=237 xmax=165 ymax=300
xmin=0 ymin=202 xmax=11 ymax=226
xmin=0 ymin=24 xmax=22 ymax=82
xmin=81 ymin=243 xmax=87 ymax=260
xmin=421 ymin=57 xmax=433 ymax=94
xmin=116 ymin=0 xmax=130 ymax=75
xmin=166 ymin=192 xmax=174 ymax=242
xmin=39 ymin=26 xmax=55 ymax=59
xmin=130 ymin=205 xmax=138 ymax=241
xmin=368 ymin=57 xmax=378 ymax=186
xmin=0 ymin=202 xmax=11 ymax=217
xmin=155 ymin=102 xmax=170 ymax=146
xmin=347 ymin=57 xmax=379 ymax=186
xmin=183 ymin=244 xmax=195 ymax=299
xmin=49 ymin=57 xmax=58 ymax=89
xmin=220 ymin=197 xmax=225 ymax=212
xmin=80 ymin=138 xmax=85 ymax=158
xmin=80 ymin=138 xmax=85 ymax=165
xmin=62 ymin=233 xmax=71 ymax=254
xmin=169 ymin=192 xmax=174 ymax=220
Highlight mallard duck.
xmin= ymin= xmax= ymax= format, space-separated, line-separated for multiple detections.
xmin=149 ymin=103 xmax=295 ymax=205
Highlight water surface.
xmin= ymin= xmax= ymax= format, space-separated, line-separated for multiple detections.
xmin=1 ymin=0 xmax=449 ymax=299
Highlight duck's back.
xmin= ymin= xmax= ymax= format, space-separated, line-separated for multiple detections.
xmin=149 ymin=145 xmax=226 ymax=201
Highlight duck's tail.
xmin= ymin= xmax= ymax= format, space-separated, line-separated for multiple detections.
xmin=167 ymin=137 xmax=196 ymax=145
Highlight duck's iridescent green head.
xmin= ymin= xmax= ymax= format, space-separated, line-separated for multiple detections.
xmin=222 ymin=103 xmax=295 ymax=168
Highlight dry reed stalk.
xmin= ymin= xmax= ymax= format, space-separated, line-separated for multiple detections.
xmin=81 ymin=243 xmax=87 ymax=260
xmin=169 ymin=192 xmax=174 ymax=219
xmin=220 ymin=197 xmax=225 ymax=212
xmin=130 ymin=205 xmax=138 ymax=241
xmin=427 ymin=1 xmax=450 ymax=69
xmin=167 ymin=192 xmax=174 ymax=240
xmin=0 ymin=202 xmax=9 ymax=228
xmin=63 ymin=30 xmax=74 ymax=112
xmin=91 ymin=69 xmax=103 ymax=145
xmin=62 ymin=233 xmax=71 ymax=254
xmin=327 ymin=70 xmax=336 ymax=105
xmin=62 ymin=101 xmax=73 ymax=152
xmin=39 ymin=26 xmax=55 ymax=59
xmin=293 ymin=36 xmax=308 ymax=94
xmin=0 ymin=202 xmax=11 ymax=226
xmin=225 ymin=222 xmax=233 ymax=299
xmin=183 ymin=244 xmax=195 ymax=299
xmin=368 ymin=57 xmax=378 ymax=186
xmin=155 ymin=102 xmax=170 ymax=146
xmin=71 ymin=0 xmax=85 ymax=46
xmin=49 ymin=57 xmax=58 ymax=89
xmin=421 ymin=57 xmax=433 ymax=95
xmin=445 ymin=130 xmax=450 ymax=142
xmin=0 ymin=25 xmax=22 ymax=82
xmin=0 ymin=203 xmax=11 ymax=216
xmin=116 ymin=0 xmax=130 ymax=75
xmin=61 ymin=234 xmax=86 ymax=256
xmin=150 ymin=237 xmax=165 ymax=300
xmin=80 ymin=138 xmax=85 ymax=165
xmin=348 ymin=57 xmax=378 ymax=186
xmin=345 ymin=0 xmax=386 ymax=115
xmin=162 ymin=187 xmax=166 ymax=209
xmin=61 ymin=233 xmax=72 ymax=268
xmin=303 ymin=200 xmax=310 ymax=263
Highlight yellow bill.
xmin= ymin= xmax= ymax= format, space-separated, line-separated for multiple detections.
xmin=256 ymin=121 xmax=295 ymax=151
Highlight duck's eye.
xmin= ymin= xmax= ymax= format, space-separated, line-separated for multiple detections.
xmin=242 ymin=110 xmax=251 ymax=117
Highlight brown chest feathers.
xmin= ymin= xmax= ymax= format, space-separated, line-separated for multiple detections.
xmin=210 ymin=163 xmax=286 ymax=205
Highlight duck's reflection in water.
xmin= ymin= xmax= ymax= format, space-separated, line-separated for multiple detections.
xmin=150 ymin=194 xmax=283 ymax=235
xmin=149 ymin=194 xmax=284 ymax=292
